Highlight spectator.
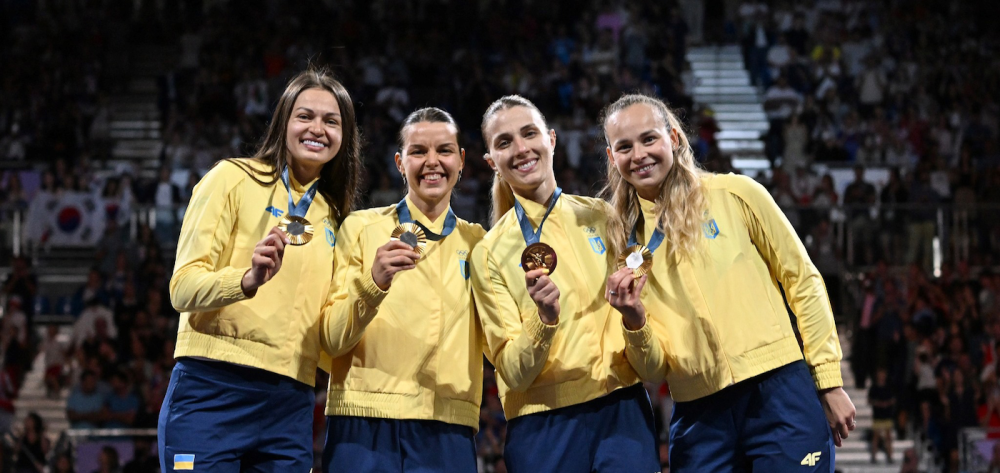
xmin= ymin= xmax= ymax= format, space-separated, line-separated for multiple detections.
xmin=70 ymin=269 xmax=111 ymax=317
xmin=13 ymin=412 xmax=48 ymax=473
xmin=71 ymin=299 xmax=117 ymax=350
xmin=868 ymin=369 xmax=896 ymax=464
xmin=103 ymin=370 xmax=140 ymax=429
xmin=843 ymin=165 xmax=878 ymax=265
xmin=41 ymin=325 xmax=68 ymax=398
xmin=2 ymin=256 xmax=37 ymax=323
xmin=94 ymin=446 xmax=120 ymax=473
xmin=66 ymin=370 xmax=105 ymax=429
xmin=122 ymin=437 xmax=158 ymax=473
xmin=53 ymin=453 xmax=74 ymax=473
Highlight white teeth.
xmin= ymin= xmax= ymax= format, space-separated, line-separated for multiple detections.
xmin=635 ymin=164 xmax=654 ymax=173
xmin=517 ymin=159 xmax=537 ymax=171
xmin=303 ymin=140 xmax=326 ymax=147
xmin=423 ymin=173 xmax=442 ymax=181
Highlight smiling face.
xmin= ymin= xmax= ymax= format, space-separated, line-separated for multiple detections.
xmin=605 ymin=103 xmax=678 ymax=201
xmin=483 ymin=106 xmax=557 ymax=200
xmin=396 ymin=121 xmax=465 ymax=206
xmin=284 ymin=87 xmax=343 ymax=179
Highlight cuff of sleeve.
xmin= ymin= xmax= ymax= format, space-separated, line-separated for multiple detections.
xmin=356 ymin=269 xmax=389 ymax=307
xmin=221 ymin=268 xmax=251 ymax=302
xmin=523 ymin=312 xmax=558 ymax=346
xmin=622 ymin=321 xmax=654 ymax=348
xmin=810 ymin=361 xmax=844 ymax=391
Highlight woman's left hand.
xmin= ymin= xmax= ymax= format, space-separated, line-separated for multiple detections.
xmin=819 ymin=386 xmax=856 ymax=447
xmin=605 ymin=268 xmax=648 ymax=330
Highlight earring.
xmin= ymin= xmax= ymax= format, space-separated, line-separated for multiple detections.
xmin=458 ymin=170 xmax=463 ymax=182
xmin=401 ymin=174 xmax=407 ymax=187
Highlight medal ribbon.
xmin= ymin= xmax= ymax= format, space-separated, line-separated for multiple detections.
xmin=395 ymin=199 xmax=457 ymax=242
xmin=281 ymin=167 xmax=320 ymax=218
xmin=514 ymin=187 xmax=562 ymax=246
xmin=628 ymin=213 xmax=665 ymax=253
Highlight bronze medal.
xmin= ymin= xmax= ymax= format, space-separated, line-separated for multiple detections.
xmin=521 ymin=242 xmax=558 ymax=273
xmin=279 ymin=215 xmax=313 ymax=246
xmin=617 ymin=244 xmax=653 ymax=278
xmin=391 ymin=223 xmax=427 ymax=255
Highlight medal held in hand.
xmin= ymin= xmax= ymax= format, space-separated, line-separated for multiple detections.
xmin=390 ymin=222 xmax=428 ymax=255
xmin=521 ymin=242 xmax=558 ymax=273
xmin=391 ymin=199 xmax=458 ymax=257
xmin=618 ymin=245 xmax=653 ymax=277
xmin=279 ymin=215 xmax=314 ymax=246
xmin=620 ymin=214 xmax=664 ymax=278
xmin=514 ymin=188 xmax=563 ymax=275
xmin=279 ymin=167 xmax=320 ymax=246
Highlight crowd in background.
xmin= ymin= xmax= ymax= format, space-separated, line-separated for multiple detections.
xmin=0 ymin=0 xmax=999 ymax=471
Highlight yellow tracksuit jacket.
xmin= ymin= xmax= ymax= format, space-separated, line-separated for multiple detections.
xmin=170 ymin=159 xmax=338 ymax=386
xmin=320 ymin=199 xmax=486 ymax=430
xmin=470 ymin=193 xmax=641 ymax=420
xmin=623 ymin=173 xmax=843 ymax=402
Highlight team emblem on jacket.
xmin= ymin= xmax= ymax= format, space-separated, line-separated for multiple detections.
xmin=325 ymin=227 xmax=336 ymax=247
xmin=457 ymin=250 xmax=470 ymax=280
xmin=589 ymin=236 xmax=606 ymax=254
xmin=265 ymin=206 xmax=284 ymax=217
xmin=703 ymin=219 xmax=720 ymax=239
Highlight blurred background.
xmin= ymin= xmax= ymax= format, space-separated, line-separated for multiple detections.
xmin=1 ymin=0 xmax=998 ymax=471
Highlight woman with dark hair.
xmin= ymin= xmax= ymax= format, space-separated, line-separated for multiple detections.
xmin=159 ymin=68 xmax=362 ymax=472
xmin=470 ymin=95 xmax=659 ymax=472
xmin=600 ymin=93 xmax=854 ymax=472
xmin=13 ymin=412 xmax=48 ymax=473
xmin=320 ymin=107 xmax=486 ymax=472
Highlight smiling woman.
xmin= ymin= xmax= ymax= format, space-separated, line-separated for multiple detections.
xmin=319 ymin=107 xmax=487 ymax=473
xmin=470 ymin=95 xmax=660 ymax=473
xmin=159 ymin=68 xmax=361 ymax=473
xmin=599 ymin=93 xmax=855 ymax=473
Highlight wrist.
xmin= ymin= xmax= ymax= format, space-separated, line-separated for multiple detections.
xmin=621 ymin=306 xmax=647 ymax=330
xmin=240 ymin=270 xmax=258 ymax=297
xmin=538 ymin=309 xmax=559 ymax=325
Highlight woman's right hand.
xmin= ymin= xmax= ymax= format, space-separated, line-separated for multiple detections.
xmin=372 ymin=240 xmax=421 ymax=291
xmin=606 ymin=268 xmax=648 ymax=330
xmin=241 ymin=227 xmax=288 ymax=296
xmin=525 ymin=269 xmax=560 ymax=325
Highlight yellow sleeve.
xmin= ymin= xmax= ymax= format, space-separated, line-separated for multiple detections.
xmin=319 ymin=213 xmax=388 ymax=359
xmin=623 ymin=321 xmax=667 ymax=383
xmin=728 ymin=175 xmax=843 ymax=390
xmin=470 ymin=243 xmax=557 ymax=392
xmin=169 ymin=163 xmax=251 ymax=312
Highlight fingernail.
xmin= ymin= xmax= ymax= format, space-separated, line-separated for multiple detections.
xmin=541 ymin=269 xmax=549 ymax=275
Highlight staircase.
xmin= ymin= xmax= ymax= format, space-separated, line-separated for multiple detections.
xmin=685 ymin=45 xmax=770 ymax=174
xmin=12 ymin=326 xmax=72 ymax=445
xmin=836 ymin=363 xmax=912 ymax=472
xmin=106 ymin=44 xmax=176 ymax=178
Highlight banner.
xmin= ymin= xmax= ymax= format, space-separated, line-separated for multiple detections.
xmin=24 ymin=191 xmax=106 ymax=246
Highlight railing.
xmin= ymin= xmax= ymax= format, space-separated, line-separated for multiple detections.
xmin=52 ymin=428 xmax=159 ymax=472
xmin=959 ymin=427 xmax=1000 ymax=472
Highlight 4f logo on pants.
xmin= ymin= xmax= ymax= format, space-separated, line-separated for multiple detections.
xmin=800 ymin=451 xmax=822 ymax=467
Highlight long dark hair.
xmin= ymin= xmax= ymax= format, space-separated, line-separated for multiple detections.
xmin=225 ymin=67 xmax=361 ymax=223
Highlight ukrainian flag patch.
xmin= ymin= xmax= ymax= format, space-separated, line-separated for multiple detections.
xmin=174 ymin=454 xmax=195 ymax=470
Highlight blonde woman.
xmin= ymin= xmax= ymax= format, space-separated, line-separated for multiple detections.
xmin=470 ymin=95 xmax=658 ymax=472
xmin=600 ymin=93 xmax=855 ymax=472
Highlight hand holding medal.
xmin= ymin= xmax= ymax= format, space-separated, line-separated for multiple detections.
xmin=514 ymin=188 xmax=563 ymax=325
xmin=240 ymin=227 xmax=290 ymax=297
xmin=606 ymin=214 xmax=663 ymax=328
xmin=390 ymin=223 xmax=427 ymax=255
